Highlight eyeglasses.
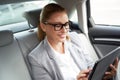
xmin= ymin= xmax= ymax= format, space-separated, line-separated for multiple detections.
xmin=43 ymin=21 xmax=70 ymax=31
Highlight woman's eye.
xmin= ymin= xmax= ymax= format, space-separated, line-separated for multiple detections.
xmin=55 ymin=24 xmax=62 ymax=27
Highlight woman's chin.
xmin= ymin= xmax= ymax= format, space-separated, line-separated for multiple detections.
xmin=59 ymin=38 xmax=66 ymax=42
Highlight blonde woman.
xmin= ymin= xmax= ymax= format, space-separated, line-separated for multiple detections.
xmin=28 ymin=3 xmax=119 ymax=80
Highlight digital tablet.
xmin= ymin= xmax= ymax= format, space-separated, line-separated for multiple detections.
xmin=88 ymin=47 xmax=120 ymax=80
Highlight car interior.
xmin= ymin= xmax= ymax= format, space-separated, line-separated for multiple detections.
xmin=0 ymin=0 xmax=120 ymax=80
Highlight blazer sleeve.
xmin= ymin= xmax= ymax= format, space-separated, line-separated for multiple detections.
xmin=28 ymin=54 xmax=53 ymax=80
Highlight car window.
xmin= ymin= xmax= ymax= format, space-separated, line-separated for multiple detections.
xmin=0 ymin=1 xmax=51 ymax=26
xmin=0 ymin=0 xmax=56 ymax=33
xmin=91 ymin=0 xmax=120 ymax=26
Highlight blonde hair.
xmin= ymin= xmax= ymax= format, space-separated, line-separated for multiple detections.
xmin=38 ymin=3 xmax=69 ymax=41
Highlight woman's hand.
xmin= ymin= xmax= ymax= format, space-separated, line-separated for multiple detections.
xmin=77 ymin=69 xmax=92 ymax=80
xmin=103 ymin=58 xmax=119 ymax=80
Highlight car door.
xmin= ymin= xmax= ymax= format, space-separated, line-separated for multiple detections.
xmin=87 ymin=1 xmax=120 ymax=79
xmin=88 ymin=24 xmax=120 ymax=58
xmin=87 ymin=0 xmax=120 ymax=59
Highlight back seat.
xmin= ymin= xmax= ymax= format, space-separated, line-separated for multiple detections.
xmin=14 ymin=28 xmax=39 ymax=75
xmin=0 ymin=9 xmax=99 ymax=80
xmin=0 ymin=30 xmax=32 ymax=80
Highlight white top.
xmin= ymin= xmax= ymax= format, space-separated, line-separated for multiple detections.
xmin=47 ymin=40 xmax=80 ymax=80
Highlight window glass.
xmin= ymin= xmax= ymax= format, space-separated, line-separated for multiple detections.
xmin=91 ymin=0 xmax=120 ymax=25
xmin=0 ymin=0 xmax=50 ymax=26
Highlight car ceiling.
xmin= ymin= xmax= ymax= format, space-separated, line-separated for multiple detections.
xmin=0 ymin=0 xmax=77 ymax=8
xmin=0 ymin=0 xmax=33 ymax=5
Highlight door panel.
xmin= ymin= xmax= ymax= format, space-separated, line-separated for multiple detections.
xmin=88 ymin=25 xmax=120 ymax=58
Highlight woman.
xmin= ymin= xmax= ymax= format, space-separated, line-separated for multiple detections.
xmin=28 ymin=3 xmax=119 ymax=80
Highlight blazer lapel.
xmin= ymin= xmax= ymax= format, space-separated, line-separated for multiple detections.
xmin=43 ymin=38 xmax=64 ymax=80
xmin=68 ymin=44 xmax=88 ymax=70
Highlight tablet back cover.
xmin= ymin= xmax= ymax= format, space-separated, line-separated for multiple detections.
xmin=88 ymin=47 xmax=120 ymax=80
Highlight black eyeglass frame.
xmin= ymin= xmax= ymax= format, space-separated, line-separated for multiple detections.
xmin=43 ymin=21 xmax=71 ymax=31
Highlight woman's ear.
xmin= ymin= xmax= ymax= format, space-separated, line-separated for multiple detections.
xmin=40 ymin=22 xmax=46 ymax=32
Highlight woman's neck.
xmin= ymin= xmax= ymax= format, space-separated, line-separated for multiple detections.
xmin=48 ymin=39 xmax=65 ymax=54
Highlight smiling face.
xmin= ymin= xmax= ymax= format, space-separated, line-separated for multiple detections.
xmin=41 ymin=12 xmax=69 ymax=44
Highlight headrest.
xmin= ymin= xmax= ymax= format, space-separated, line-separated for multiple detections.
xmin=23 ymin=8 xmax=81 ymax=32
xmin=23 ymin=9 xmax=42 ymax=28
xmin=0 ymin=30 xmax=14 ymax=47
xmin=70 ymin=21 xmax=82 ymax=33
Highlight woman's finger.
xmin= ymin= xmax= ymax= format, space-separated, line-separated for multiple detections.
xmin=113 ymin=57 xmax=119 ymax=68
xmin=77 ymin=69 xmax=91 ymax=80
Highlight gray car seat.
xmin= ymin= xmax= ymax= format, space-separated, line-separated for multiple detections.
xmin=0 ymin=30 xmax=31 ymax=80
xmin=14 ymin=28 xmax=39 ymax=76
